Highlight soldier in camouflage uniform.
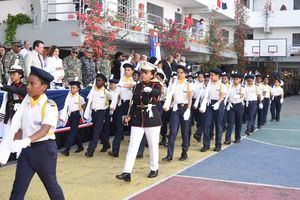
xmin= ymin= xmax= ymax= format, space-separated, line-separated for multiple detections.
xmin=81 ymin=47 xmax=96 ymax=87
xmin=63 ymin=47 xmax=82 ymax=85
xmin=0 ymin=44 xmax=5 ymax=83
xmin=95 ymin=51 xmax=111 ymax=80
xmin=3 ymin=40 xmax=25 ymax=84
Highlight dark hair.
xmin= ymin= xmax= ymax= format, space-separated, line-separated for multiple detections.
xmin=48 ymin=45 xmax=58 ymax=57
xmin=200 ymin=18 xmax=204 ymax=22
xmin=33 ymin=40 xmax=44 ymax=49
xmin=114 ymin=51 xmax=124 ymax=60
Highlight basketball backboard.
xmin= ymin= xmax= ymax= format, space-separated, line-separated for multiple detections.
xmin=260 ymin=39 xmax=287 ymax=57
xmin=244 ymin=40 xmax=260 ymax=57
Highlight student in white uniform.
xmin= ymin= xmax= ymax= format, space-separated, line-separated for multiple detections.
xmin=162 ymin=65 xmax=194 ymax=161
xmin=9 ymin=66 xmax=64 ymax=200
xmin=244 ymin=73 xmax=262 ymax=135
xmin=84 ymin=73 xmax=109 ymax=157
xmin=60 ymin=80 xmax=86 ymax=156
xmin=270 ymin=79 xmax=284 ymax=122
xmin=262 ymin=75 xmax=271 ymax=125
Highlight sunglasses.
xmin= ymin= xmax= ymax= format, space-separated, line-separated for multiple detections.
xmin=72 ymin=51 xmax=78 ymax=54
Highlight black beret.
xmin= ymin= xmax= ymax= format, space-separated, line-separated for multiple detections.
xmin=186 ymin=72 xmax=194 ymax=78
xmin=176 ymin=65 xmax=188 ymax=73
xmin=123 ymin=63 xmax=134 ymax=70
xmin=69 ymin=81 xmax=81 ymax=87
xmin=30 ymin=66 xmax=54 ymax=83
xmin=171 ymin=71 xmax=177 ymax=77
xmin=156 ymin=72 xmax=165 ymax=80
xmin=96 ymin=73 xmax=107 ymax=82
xmin=263 ymin=74 xmax=270 ymax=79
xmin=210 ymin=68 xmax=222 ymax=76
xmin=204 ymin=72 xmax=210 ymax=78
xmin=196 ymin=71 xmax=205 ymax=76
xmin=149 ymin=57 xmax=157 ymax=64
xmin=109 ymin=79 xmax=119 ymax=84
xmin=221 ymin=72 xmax=230 ymax=77
xmin=256 ymin=74 xmax=263 ymax=78
xmin=231 ymin=73 xmax=244 ymax=79
xmin=245 ymin=74 xmax=255 ymax=79
xmin=12 ymin=40 xmax=22 ymax=47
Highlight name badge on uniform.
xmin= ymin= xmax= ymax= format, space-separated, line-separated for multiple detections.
xmin=34 ymin=121 xmax=42 ymax=126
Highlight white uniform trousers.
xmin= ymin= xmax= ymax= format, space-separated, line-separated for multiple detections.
xmin=123 ymin=126 xmax=161 ymax=173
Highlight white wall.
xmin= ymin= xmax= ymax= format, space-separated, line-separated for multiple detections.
xmin=253 ymin=0 xmax=294 ymax=11
xmin=253 ymin=27 xmax=300 ymax=55
xmin=0 ymin=0 xmax=32 ymax=23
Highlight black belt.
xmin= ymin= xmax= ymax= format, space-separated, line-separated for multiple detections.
xmin=70 ymin=110 xmax=80 ymax=115
xmin=177 ymin=103 xmax=188 ymax=107
xmin=121 ymin=100 xmax=130 ymax=103
xmin=232 ymin=102 xmax=242 ymax=105
xmin=30 ymin=139 xmax=55 ymax=147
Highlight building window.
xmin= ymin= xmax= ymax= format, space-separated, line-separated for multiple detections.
xmin=175 ymin=12 xmax=182 ymax=24
xmin=222 ymin=29 xmax=229 ymax=44
xmin=295 ymin=0 xmax=300 ymax=9
xmin=147 ymin=2 xmax=164 ymax=24
xmin=293 ymin=33 xmax=300 ymax=46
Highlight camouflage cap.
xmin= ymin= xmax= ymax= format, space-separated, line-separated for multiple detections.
xmin=85 ymin=47 xmax=93 ymax=53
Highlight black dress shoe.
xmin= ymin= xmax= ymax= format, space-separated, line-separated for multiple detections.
xmin=61 ymin=149 xmax=70 ymax=157
xmin=100 ymin=146 xmax=110 ymax=152
xmin=74 ymin=146 xmax=84 ymax=153
xmin=162 ymin=155 xmax=172 ymax=161
xmin=148 ymin=170 xmax=158 ymax=178
xmin=108 ymin=151 xmax=119 ymax=157
xmin=200 ymin=146 xmax=209 ymax=152
xmin=193 ymin=134 xmax=201 ymax=142
xmin=136 ymin=154 xmax=143 ymax=159
xmin=276 ymin=119 xmax=280 ymax=122
xmin=257 ymin=126 xmax=261 ymax=129
xmin=270 ymin=119 xmax=275 ymax=122
xmin=233 ymin=139 xmax=241 ymax=143
xmin=250 ymin=128 xmax=255 ymax=133
xmin=85 ymin=151 xmax=93 ymax=157
xmin=116 ymin=173 xmax=131 ymax=182
xmin=179 ymin=152 xmax=188 ymax=161
xmin=245 ymin=130 xmax=250 ymax=136
xmin=159 ymin=139 xmax=166 ymax=146
xmin=224 ymin=140 xmax=231 ymax=145
xmin=213 ymin=146 xmax=221 ymax=152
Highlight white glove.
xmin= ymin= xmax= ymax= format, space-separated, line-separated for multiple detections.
xmin=143 ymin=86 xmax=152 ymax=93
xmin=246 ymin=101 xmax=249 ymax=107
xmin=212 ymin=102 xmax=220 ymax=110
xmin=0 ymin=83 xmax=3 ymax=88
xmin=10 ymin=138 xmax=31 ymax=156
xmin=183 ymin=109 xmax=191 ymax=120
xmin=280 ymin=98 xmax=284 ymax=104
xmin=259 ymin=103 xmax=263 ymax=109
xmin=172 ymin=104 xmax=178 ymax=112
xmin=226 ymin=103 xmax=232 ymax=111
xmin=109 ymin=110 xmax=114 ymax=115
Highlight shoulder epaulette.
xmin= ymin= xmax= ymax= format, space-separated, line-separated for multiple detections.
xmin=47 ymin=99 xmax=57 ymax=107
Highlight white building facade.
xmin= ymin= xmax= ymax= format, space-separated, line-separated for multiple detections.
xmin=246 ymin=0 xmax=300 ymax=75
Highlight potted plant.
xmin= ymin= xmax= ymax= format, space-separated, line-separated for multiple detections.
xmin=131 ymin=19 xmax=143 ymax=32
xmin=111 ymin=14 xmax=124 ymax=28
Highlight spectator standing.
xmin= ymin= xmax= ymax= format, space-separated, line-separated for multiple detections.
xmin=184 ymin=14 xmax=193 ymax=33
xmin=19 ymin=40 xmax=31 ymax=59
xmin=81 ymin=47 xmax=96 ymax=87
xmin=0 ymin=44 xmax=6 ymax=83
xmin=111 ymin=51 xmax=125 ymax=80
xmin=63 ymin=47 xmax=82 ymax=84
xmin=95 ymin=51 xmax=111 ymax=80
xmin=24 ymin=40 xmax=45 ymax=77
xmin=196 ymin=18 xmax=205 ymax=36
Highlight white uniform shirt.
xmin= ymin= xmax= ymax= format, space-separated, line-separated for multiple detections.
xmin=271 ymin=86 xmax=284 ymax=96
xmin=172 ymin=79 xmax=194 ymax=104
xmin=193 ymin=80 xmax=204 ymax=99
xmin=263 ymin=84 xmax=271 ymax=98
xmin=90 ymin=87 xmax=109 ymax=110
xmin=245 ymin=84 xmax=261 ymax=101
xmin=45 ymin=56 xmax=65 ymax=84
xmin=110 ymin=76 xmax=134 ymax=110
xmin=108 ymin=89 xmax=118 ymax=101
xmin=257 ymin=83 xmax=265 ymax=100
xmin=208 ymin=81 xmax=228 ymax=101
xmin=22 ymin=94 xmax=58 ymax=142
xmin=20 ymin=48 xmax=30 ymax=59
xmin=228 ymin=84 xmax=245 ymax=104
xmin=68 ymin=93 xmax=85 ymax=112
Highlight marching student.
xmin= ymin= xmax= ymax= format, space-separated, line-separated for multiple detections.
xmin=60 ymin=80 xmax=86 ymax=156
xmin=244 ymin=72 xmax=262 ymax=135
xmin=270 ymin=79 xmax=284 ymax=122
xmin=9 ymin=66 xmax=64 ymax=200
xmin=0 ymin=60 xmax=26 ymax=140
xmin=262 ymin=75 xmax=271 ymax=125
xmin=162 ymin=65 xmax=194 ymax=161
xmin=192 ymin=71 xmax=205 ymax=142
xmin=200 ymin=68 xmax=227 ymax=152
xmin=221 ymin=72 xmax=230 ymax=132
xmin=224 ymin=72 xmax=245 ymax=144
xmin=116 ymin=62 xmax=162 ymax=182
xmin=255 ymin=74 xmax=265 ymax=129
xmin=109 ymin=63 xmax=135 ymax=157
xmin=84 ymin=73 xmax=110 ymax=157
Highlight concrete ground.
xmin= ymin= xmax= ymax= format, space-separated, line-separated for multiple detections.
xmin=0 ymin=95 xmax=299 ymax=200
